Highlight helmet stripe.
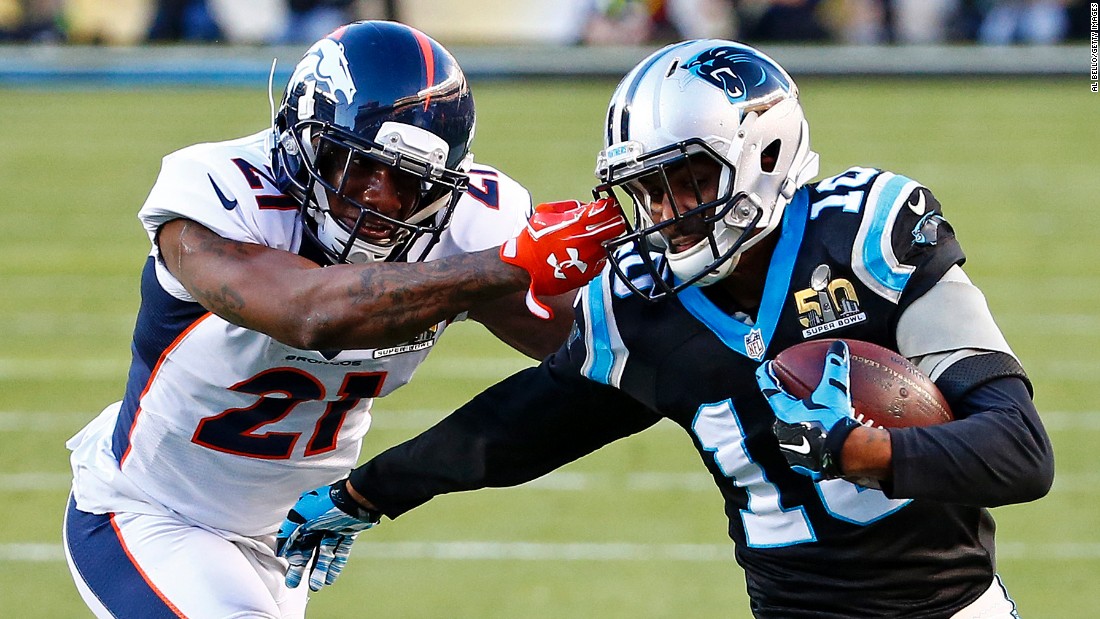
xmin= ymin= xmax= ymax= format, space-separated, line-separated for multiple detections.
xmin=411 ymin=29 xmax=436 ymax=111
xmin=613 ymin=41 xmax=696 ymax=144
xmin=329 ymin=24 xmax=350 ymax=40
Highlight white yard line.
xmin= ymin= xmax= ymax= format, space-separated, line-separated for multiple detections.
xmin=6 ymin=470 xmax=1096 ymax=494
xmin=8 ymin=541 xmax=1100 ymax=563
xmin=0 ymin=412 xmax=91 ymax=431
xmin=0 ymin=473 xmax=71 ymax=490
xmin=0 ymin=359 xmax=128 ymax=380
xmin=0 ymin=357 xmax=533 ymax=381
xmin=7 ymin=410 xmax=1100 ymax=432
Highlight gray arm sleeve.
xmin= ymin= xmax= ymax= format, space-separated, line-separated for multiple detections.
xmin=895 ymin=265 xmax=1016 ymax=381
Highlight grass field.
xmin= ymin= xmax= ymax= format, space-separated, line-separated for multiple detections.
xmin=1 ymin=76 xmax=1097 ymax=617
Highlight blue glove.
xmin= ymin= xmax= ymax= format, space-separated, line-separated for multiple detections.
xmin=276 ymin=480 xmax=380 ymax=591
xmin=755 ymin=340 xmax=861 ymax=481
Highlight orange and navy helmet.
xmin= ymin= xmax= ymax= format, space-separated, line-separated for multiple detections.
xmin=272 ymin=21 xmax=476 ymax=264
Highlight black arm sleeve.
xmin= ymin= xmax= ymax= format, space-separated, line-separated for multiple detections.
xmin=348 ymin=356 xmax=662 ymax=519
xmin=886 ymin=375 xmax=1054 ymax=506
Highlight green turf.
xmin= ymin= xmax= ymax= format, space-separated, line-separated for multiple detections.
xmin=1 ymin=77 xmax=1097 ymax=617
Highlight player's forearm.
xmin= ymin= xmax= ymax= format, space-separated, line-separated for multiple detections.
xmin=886 ymin=377 xmax=1053 ymax=506
xmin=469 ymin=290 xmax=577 ymax=360
xmin=345 ymin=369 xmax=555 ymax=518
xmin=296 ymin=248 xmax=528 ymax=350
xmin=162 ymin=218 xmax=531 ymax=350
xmin=346 ymin=360 xmax=660 ymax=519
xmin=344 ymin=480 xmax=378 ymax=511
xmin=839 ymin=426 xmax=893 ymax=480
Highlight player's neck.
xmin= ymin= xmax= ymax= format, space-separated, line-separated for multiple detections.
xmin=700 ymin=232 xmax=778 ymax=320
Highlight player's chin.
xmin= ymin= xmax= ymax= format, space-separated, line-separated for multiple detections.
xmin=667 ymin=235 xmax=705 ymax=254
xmin=355 ymin=226 xmax=402 ymax=246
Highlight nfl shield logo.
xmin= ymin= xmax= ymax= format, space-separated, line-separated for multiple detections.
xmin=744 ymin=328 xmax=766 ymax=360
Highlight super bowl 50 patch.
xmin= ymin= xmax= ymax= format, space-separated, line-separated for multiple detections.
xmin=794 ymin=264 xmax=867 ymax=338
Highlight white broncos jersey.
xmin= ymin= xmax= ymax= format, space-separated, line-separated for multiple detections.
xmin=68 ymin=130 xmax=531 ymax=536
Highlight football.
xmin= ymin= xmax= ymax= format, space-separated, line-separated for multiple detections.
xmin=771 ymin=339 xmax=953 ymax=429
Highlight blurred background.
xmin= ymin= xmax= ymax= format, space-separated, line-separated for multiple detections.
xmin=0 ymin=0 xmax=1093 ymax=46
xmin=1 ymin=1 xmax=1097 ymax=618
xmin=0 ymin=0 xmax=1089 ymax=88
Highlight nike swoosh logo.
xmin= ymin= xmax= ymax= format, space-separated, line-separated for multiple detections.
xmin=209 ymin=174 xmax=238 ymax=210
xmin=778 ymin=436 xmax=811 ymax=455
xmin=907 ymin=189 xmax=926 ymax=215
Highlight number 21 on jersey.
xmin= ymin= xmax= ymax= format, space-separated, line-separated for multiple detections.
xmin=193 ymin=368 xmax=385 ymax=459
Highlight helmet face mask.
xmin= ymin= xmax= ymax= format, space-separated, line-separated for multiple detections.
xmin=288 ymin=120 xmax=469 ymax=264
xmin=598 ymin=139 xmax=765 ymax=299
xmin=596 ymin=40 xmax=819 ymax=301
xmin=271 ymin=21 xmax=476 ymax=265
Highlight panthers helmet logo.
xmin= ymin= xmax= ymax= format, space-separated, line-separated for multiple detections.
xmin=289 ymin=38 xmax=357 ymax=106
xmin=683 ymin=47 xmax=790 ymax=105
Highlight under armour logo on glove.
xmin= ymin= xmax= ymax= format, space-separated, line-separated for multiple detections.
xmin=547 ymin=247 xmax=588 ymax=279
xmin=501 ymin=197 xmax=626 ymax=319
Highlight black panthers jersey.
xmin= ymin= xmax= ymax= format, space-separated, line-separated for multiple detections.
xmin=562 ymin=167 xmax=981 ymax=617
xmin=354 ymin=168 xmax=1048 ymax=617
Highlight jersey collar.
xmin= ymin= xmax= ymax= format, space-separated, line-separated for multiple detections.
xmin=677 ymin=188 xmax=809 ymax=360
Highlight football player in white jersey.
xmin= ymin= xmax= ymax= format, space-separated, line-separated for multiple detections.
xmin=63 ymin=20 xmax=624 ymax=619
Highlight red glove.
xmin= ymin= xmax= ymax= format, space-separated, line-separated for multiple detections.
xmin=500 ymin=197 xmax=626 ymax=319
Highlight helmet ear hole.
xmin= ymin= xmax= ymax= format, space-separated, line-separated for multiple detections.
xmin=665 ymin=58 xmax=680 ymax=78
xmin=761 ymin=139 xmax=781 ymax=173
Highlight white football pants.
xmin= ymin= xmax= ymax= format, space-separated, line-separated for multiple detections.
xmin=64 ymin=494 xmax=309 ymax=618
xmin=950 ymin=574 xmax=1020 ymax=618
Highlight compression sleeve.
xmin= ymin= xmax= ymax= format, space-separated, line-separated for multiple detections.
xmin=349 ymin=353 xmax=662 ymax=518
xmin=886 ymin=375 xmax=1053 ymax=506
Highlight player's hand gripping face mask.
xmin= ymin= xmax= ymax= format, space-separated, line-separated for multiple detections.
xmin=594 ymin=39 xmax=820 ymax=300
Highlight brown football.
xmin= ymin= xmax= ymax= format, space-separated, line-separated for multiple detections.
xmin=771 ymin=339 xmax=953 ymax=429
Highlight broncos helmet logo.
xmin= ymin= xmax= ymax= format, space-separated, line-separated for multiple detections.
xmin=683 ymin=47 xmax=790 ymax=105
xmin=289 ymin=38 xmax=357 ymax=106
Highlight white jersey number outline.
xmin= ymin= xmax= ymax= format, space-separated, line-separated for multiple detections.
xmin=692 ymin=399 xmax=909 ymax=548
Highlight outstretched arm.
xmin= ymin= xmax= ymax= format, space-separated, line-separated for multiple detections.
xmin=157 ymin=196 xmax=622 ymax=354
xmin=157 ymin=218 xmax=526 ymax=351
xmin=468 ymin=197 xmax=627 ymax=359
xmin=348 ymin=359 xmax=660 ymax=517
xmin=275 ymin=354 xmax=661 ymax=589
xmin=466 ymin=289 xmax=577 ymax=360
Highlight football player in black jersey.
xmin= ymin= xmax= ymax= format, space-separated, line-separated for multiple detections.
xmin=278 ymin=40 xmax=1054 ymax=617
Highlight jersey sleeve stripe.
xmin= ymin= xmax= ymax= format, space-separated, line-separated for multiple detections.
xmin=852 ymin=172 xmax=920 ymax=302
xmin=579 ymin=274 xmax=629 ymax=387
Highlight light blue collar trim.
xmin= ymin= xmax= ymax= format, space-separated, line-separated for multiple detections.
xmin=678 ymin=189 xmax=809 ymax=359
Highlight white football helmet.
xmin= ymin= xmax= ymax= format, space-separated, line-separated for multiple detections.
xmin=595 ymin=40 xmax=819 ymax=300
